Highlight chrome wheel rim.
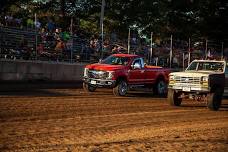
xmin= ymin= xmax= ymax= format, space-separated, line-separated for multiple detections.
xmin=119 ymin=81 xmax=127 ymax=95
xmin=158 ymin=81 xmax=167 ymax=95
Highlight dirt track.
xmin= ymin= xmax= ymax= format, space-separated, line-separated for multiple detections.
xmin=0 ymin=88 xmax=228 ymax=152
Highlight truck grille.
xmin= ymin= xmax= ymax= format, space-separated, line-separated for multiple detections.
xmin=174 ymin=76 xmax=201 ymax=84
xmin=88 ymin=70 xmax=108 ymax=79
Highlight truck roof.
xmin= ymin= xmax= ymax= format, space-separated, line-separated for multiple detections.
xmin=193 ymin=59 xmax=226 ymax=63
xmin=112 ymin=54 xmax=139 ymax=58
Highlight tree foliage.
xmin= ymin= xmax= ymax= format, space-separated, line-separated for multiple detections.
xmin=1 ymin=0 xmax=228 ymax=41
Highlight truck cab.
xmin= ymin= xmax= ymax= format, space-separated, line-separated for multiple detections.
xmin=83 ymin=54 xmax=170 ymax=96
xmin=168 ymin=59 xmax=227 ymax=111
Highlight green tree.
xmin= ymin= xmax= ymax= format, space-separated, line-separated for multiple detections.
xmin=1 ymin=0 xmax=228 ymax=42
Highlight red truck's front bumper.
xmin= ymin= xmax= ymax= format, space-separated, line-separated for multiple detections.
xmin=83 ymin=77 xmax=116 ymax=88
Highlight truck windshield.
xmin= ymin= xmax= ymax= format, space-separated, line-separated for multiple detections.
xmin=101 ymin=56 xmax=130 ymax=65
xmin=186 ymin=61 xmax=224 ymax=72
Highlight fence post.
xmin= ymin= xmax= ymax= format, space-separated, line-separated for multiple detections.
xmin=183 ymin=53 xmax=185 ymax=71
xmin=128 ymin=28 xmax=130 ymax=54
xmin=221 ymin=42 xmax=224 ymax=59
xmin=170 ymin=35 xmax=173 ymax=68
xmin=35 ymin=13 xmax=38 ymax=60
xmin=188 ymin=38 xmax=191 ymax=66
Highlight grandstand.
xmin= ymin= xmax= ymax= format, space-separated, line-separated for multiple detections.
xmin=0 ymin=25 xmax=90 ymax=62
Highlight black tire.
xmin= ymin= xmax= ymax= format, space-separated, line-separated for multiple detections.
xmin=207 ymin=88 xmax=223 ymax=111
xmin=153 ymin=79 xmax=168 ymax=96
xmin=83 ymin=82 xmax=96 ymax=92
xmin=113 ymin=80 xmax=128 ymax=96
xmin=167 ymin=89 xmax=182 ymax=106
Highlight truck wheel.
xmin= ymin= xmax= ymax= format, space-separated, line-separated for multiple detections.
xmin=154 ymin=79 xmax=168 ymax=96
xmin=83 ymin=82 xmax=96 ymax=92
xmin=113 ymin=80 xmax=128 ymax=96
xmin=207 ymin=88 xmax=223 ymax=111
xmin=168 ymin=89 xmax=182 ymax=106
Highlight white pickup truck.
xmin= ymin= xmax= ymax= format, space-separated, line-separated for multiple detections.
xmin=168 ymin=60 xmax=228 ymax=111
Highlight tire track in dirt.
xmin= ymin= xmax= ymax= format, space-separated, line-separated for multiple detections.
xmin=0 ymin=88 xmax=228 ymax=151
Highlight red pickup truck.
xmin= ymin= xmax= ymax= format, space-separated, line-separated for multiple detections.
xmin=83 ymin=54 xmax=171 ymax=96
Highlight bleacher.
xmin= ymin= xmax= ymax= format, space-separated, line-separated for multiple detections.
xmin=0 ymin=26 xmax=36 ymax=49
xmin=0 ymin=25 xmax=92 ymax=62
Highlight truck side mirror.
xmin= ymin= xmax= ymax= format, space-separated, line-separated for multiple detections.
xmin=98 ymin=59 xmax=103 ymax=63
xmin=131 ymin=63 xmax=141 ymax=69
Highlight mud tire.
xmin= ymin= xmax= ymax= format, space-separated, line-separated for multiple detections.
xmin=113 ymin=80 xmax=128 ymax=96
xmin=168 ymin=89 xmax=182 ymax=106
xmin=83 ymin=82 xmax=96 ymax=92
xmin=153 ymin=79 xmax=168 ymax=97
xmin=207 ymin=88 xmax=223 ymax=111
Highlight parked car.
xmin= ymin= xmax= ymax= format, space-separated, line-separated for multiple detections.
xmin=83 ymin=54 xmax=171 ymax=96
xmin=168 ymin=59 xmax=228 ymax=111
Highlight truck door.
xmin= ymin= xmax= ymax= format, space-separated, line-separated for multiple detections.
xmin=128 ymin=58 xmax=145 ymax=84
xmin=144 ymin=68 xmax=159 ymax=84
xmin=225 ymin=63 xmax=228 ymax=93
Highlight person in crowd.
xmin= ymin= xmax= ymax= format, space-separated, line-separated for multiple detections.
xmin=207 ymin=49 xmax=213 ymax=59
xmin=15 ymin=17 xmax=22 ymax=28
xmin=111 ymin=45 xmax=119 ymax=54
xmin=37 ymin=43 xmax=45 ymax=55
xmin=40 ymin=28 xmax=47 ymax=43
xmin=27 ymin=17 xmax=34 ymax=29
xmin=54 ymin=28 xmax=60 ymax=40
xmin=5 ymin=14 xmax=13 ymax=26
xmin=55 ymin=38 xmax=65 ymax=54
xmin=47 ymin=18 xmax=55 ymax=32
xmin=89 ymin=37 xmax=96 ymax=54
xmin=62 ymin=30 xmax=70 ymax=42
xmin=19 ymin=38 xmax=31 ymax=60
xmin=35 ymin=19 xmax=41 ymax=29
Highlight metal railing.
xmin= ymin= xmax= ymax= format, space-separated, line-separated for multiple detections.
xmin=0 ymin=26 xmax=96 ymax=63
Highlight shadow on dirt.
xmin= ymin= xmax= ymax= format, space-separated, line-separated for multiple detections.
xmin=0 ymin=81 xmax=83 ymax=97
xmin=220 ymin=103 xmax=228 ymax=110
xmin=127 ymin=92 xmax=167 ymax=98
xmin=0 ymin=89 xmax=75 ymax=97
xmin=180 ymin=103 xmax=228 ymax=111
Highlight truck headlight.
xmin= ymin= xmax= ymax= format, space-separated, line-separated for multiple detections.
xmin=201 ymin=76 xmax=208 ymax=82
xmin=169 ymin=75 xmax=174 ymax=80
xmin=84 ymin=68 xmax=88 ymax=77
xmin=201 ymin=76 xmax=208 ymax=87
xmin=169 ymin=75 xmax=175 ymax=85
xmin=107 ymin=71 xmax=114 ymax=79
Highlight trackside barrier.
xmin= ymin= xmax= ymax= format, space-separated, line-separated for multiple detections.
xmin=0 ymin=60 xmax=87 ymax=81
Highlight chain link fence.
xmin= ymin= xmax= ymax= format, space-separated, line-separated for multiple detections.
xmin=0 ymin=26 xmax=95 ymax=63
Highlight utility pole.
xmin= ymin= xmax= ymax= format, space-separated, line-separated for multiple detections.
xmin=128 ymin=28 xmax=131 ymax=54
xmin=205 ymin=39 xmax=208 ymax=59
xmin=70 ymin=17 xmax=73 ymax=63
xmin=170 ymin=35 xmax=173 ymax=68
xmin=188 ymin=38 xmax=191 ymax=66
xmin=35 ymin=13 xmax=37 ymax=60
xmin=221 ymin=42 xmax=224 ymax=59
xmin=150 ymin=32 xmax=153 ymax=64
xmin=100 ymin=0 xmax=105 ymax=59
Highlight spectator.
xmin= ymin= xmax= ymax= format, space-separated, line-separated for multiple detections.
xmin=89 ymin=37 xmax=96 ymax=54
xmin=54 ymin=28 xmax=60 ymax=40
xmin=34 ymin=19 xmax=41 ymax=29
xmin=27 ymin=17 xmax=34 ymax=28
xmin=40 ymin=28 xmax=47 ymax=42
xmin=111 ymin=45 xmax=119 ymax=54
xmin=5 ymin=14 xmax=13 ymax=26
xmin=62 ymin=30 xmax=70 ymax=42
xmin=207 ymin=49 xmax=213 ymax=59
xmin=15 ymin=17 xmax=22 ymax=28
xmin=55 ymin=38 xmax=65 ymax=54
xmin=19 ymin=38 xmax=31 ymax=60
xmin=47 ymin=18 xmax=55 ymax=32
xmin=37 ymin=43 xmax=44 ymax=55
